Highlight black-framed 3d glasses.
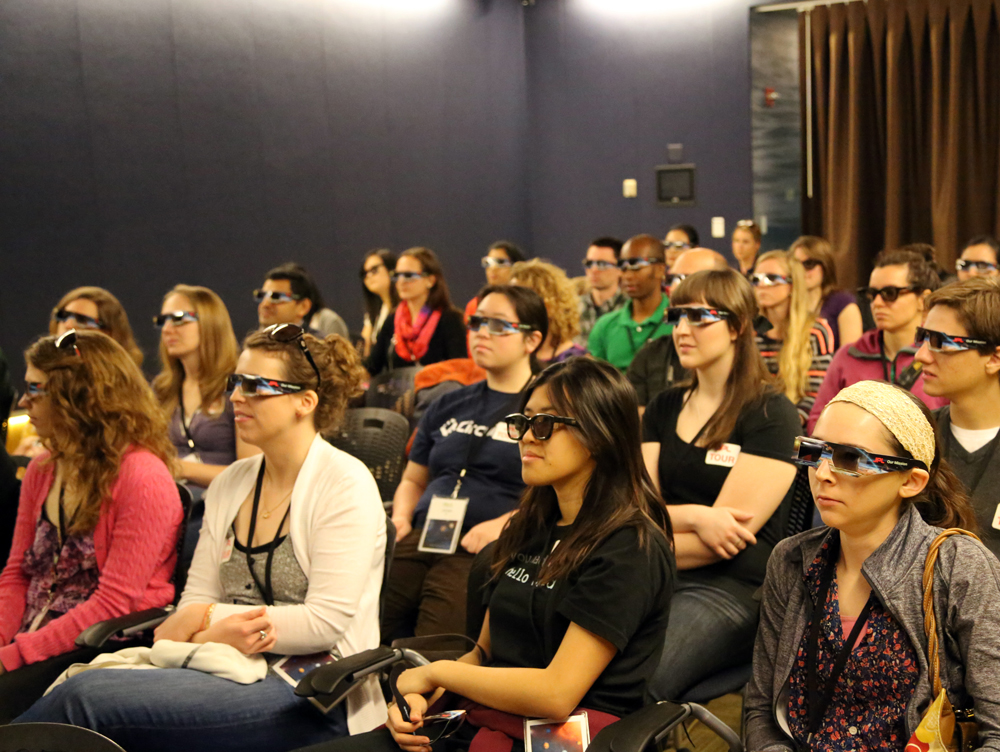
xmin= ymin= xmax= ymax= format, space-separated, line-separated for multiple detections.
xmin=153 ymin=311 xmax=199 ymax=329
xmin=793 ymin=436 xmax=926 ymax=477
xmin=857 ymin=285 xmax=922 ymax=304
xmin=665 ymin=306 xmax=733 ymax=326
xmin=466 ymin=315 xmax=534 ymax=336
xmin=505 ymin=413 xmax=579 ymax=441
xmin=52 ymin=308 xmax=103 ymax=330
xmin=226 ymin=373 xmax=306 ymax=397
xmin=915 ymin=327 xmax=994 ymax=353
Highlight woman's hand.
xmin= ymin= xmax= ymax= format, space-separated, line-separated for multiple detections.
xmin=392 ymin=516 xmax=413 ymax=543
xmin=192 ymin=607 xmax=277 ymax=654
xmin=387 ymin=693 xmax=431 ymax=752
xmin=153 ymin=603 xmax=210 ymax=643
xmin=692 ymin=506 xmax=757 ymax=559
xmin=396 ymin=664 xmax=439 ymax=697
xmin=460 ymin=516 xmax=508 ymax=554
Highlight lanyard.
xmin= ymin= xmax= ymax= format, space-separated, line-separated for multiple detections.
xmin=452 ymin=380 xmax=529 ymax=498
xmin=805 ymin=541 xmax=875 ymax=742
xmin=178 ymin=385 xmax=197 ymax=453
xmin=244 ymin=460 xmax=292 ymax=607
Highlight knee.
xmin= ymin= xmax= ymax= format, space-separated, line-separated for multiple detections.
xmin=17 ymin=672 xmax=115 ymax=728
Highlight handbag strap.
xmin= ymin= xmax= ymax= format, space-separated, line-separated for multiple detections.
xmin=922 ymin=528 xmax=981 ymax=695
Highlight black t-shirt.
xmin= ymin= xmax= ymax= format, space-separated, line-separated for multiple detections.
xmin=484 ymin=523 xmax=675 ymax=717
xmin=642 ymin=387 xmax=799 ymax=601
xmin=409 ymin=381 xmax=525 ymax=533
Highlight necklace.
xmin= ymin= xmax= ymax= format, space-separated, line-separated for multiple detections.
xmin=260 ymin=490 xmax=293 ymax=520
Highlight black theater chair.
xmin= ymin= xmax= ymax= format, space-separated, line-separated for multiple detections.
xmin=325 ymin=408 xmax=410 ymax=509
xmin=0 ymin=722 xmax=126 ymax=751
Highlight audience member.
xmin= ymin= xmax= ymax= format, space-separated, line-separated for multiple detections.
xmin=18 ymin=325 xmax=387 ymax=748
xmin=49 ymin=286 xmax=143 ymax=366
xmin=807 ymin=249 xmax=945 ymax=432
xmin=510 ymin=259 xmax=588 ymax=364
xmin=732 ymin=220 xmax=762 ymax=275
xmin=641 ymin=269 xmax=799 ymax=701
xmin=382 ymin=285 xmax=546 ymax=641
xmin=463 ymin=241 xmax=526 ymax=321
xmin=752 ymin=251 xmax=835 ymax=425
xmin=152 ymin=285 xmax=251 ymax=495
xmin=0 ymin=331 xmax=181 ymax=721
xmin=790 ymin=235 xmax=863 ymax=349
xmin=745 ymin=381 xmax=997 ymax=751
xmin=359 ymin=249 xmax=398 ymax=358
xmin=366 ymin=247 xmax=467 ymax=376
xmin=588 ymin=234 xmax=671 ymax=371
xmin=577 ymin=237 xmax=626 ymax=347
xmin=956 ymin=235 xmax=1000 ymax=281
xmin=664 ymin=223 xmax=699 ymax=267
xmin=628 ymin=251 xmax=727 ymax=410
xmin=257 ymin=263 xmax=348 ymax=339
xmin=915 ymin=278 xmax=1000 ymax=558
xmin=308 ymin=358 xmax=675 ymax=752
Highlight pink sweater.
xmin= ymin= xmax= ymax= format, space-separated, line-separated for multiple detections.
xmin=0 ymin=449 xmax=181 ymax=670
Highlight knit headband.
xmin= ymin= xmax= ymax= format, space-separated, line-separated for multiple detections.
xmin=828 ymin=380 xmax=935 ymax=469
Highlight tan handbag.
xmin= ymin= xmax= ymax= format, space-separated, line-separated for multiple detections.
xmin=905 ymin=529 xmax=980 ymax=752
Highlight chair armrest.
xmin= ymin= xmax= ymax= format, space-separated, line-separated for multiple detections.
xmin=74 ymin=606 xmax=174 ymax=648
xmin=390 ymin=633 xmax=478 ymax=662
xmin=589 ymin=701 xmax=689 ymax=752
xmin=296 ymin=646 xmax=402 ymax=698
xmin=688 ymin=702 xmax=743 ymax=752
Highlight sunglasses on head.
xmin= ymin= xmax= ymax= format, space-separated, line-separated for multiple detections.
xmin=750 ymin=273 xmax=791 ymax=287
xmin=52 ymin=308 xmax=102 ymax=330
xmin=736 ymin=219 xmax=758 ymax=228
xmin=467 ymin=315 xmax=533 ymax=336
xmin=54 ymin=329 xmax=81 ymax=357
xmin=226 ymin=373 xmax=306 ymax=397
xmin=481 ymin=257 xmax=512 ymax=269
xmin=915 ymin=326 xmax=993 ymax=353
xmin=618 ymin=257 xmax=663 ymax=272
xmin=361 ymin=263 xmax=386 ymax=279
xmin=505 ymin=412 xmax=579 ymax=441
xmin=793 ymin=436 xmax=926 ymax=477
xmin=857 ymin=285 xmax=921 ymax=303
xmin=666 ymin=306 xmax=733 ymax=326
xmin=582 ymin=259 xmax=618 ymax=271
xmin=263 ymin=324 xmax=322 ymax=385
xmin=153 ymin=311 xmax=198 ymax=329
xmin=664 ymin=240 xmax=691 ymax=250
xmin=391 ymin=271 xmax=426 ymax=282
xmin=253 ymin=289 xmax=302 ymax=304
xmin=956 ymin=259 xmax=997 ymax=273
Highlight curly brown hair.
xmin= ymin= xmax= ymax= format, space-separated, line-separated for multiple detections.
xmin=50 ymin=287 xmax=144 ymax=368
xmin=241 ymin=330 xmax=366 ymax=434
xmin=509 ymin=259 xmax=582 ymax=348
xmin=26 ymin=331 xmax=177 ymax=535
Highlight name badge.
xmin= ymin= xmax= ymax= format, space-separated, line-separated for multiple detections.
xmin=221 ymin=533 xmax=235 ymax=563
xmin=418 ymin=496 xmax=469 ymax=555
xmin=992 ymin=503 xmax=1000 ymax=531
xmin=706 ymin=443 xmax=741 ymax=468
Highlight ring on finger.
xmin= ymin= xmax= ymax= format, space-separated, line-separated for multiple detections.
xmin=259 ymin=629 xmax=268 ymax=642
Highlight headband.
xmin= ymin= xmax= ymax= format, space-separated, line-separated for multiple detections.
xmin=828 ymin=380 xmax=935 ymax=469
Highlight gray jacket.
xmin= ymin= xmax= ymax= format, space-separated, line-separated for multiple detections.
xmin=745 ymin=504 xmax=1000 ymax=752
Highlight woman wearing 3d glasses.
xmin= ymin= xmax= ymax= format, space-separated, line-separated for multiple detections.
xmin=367 ymin=247 xmax=467 ymax=377
xmin=18 ymin=325 xmax=388 ymax=750
xmin=745 ymin=380 xmax=1000 ymax=752
xmin=807 ymin=249 xmax=945 ymax=432
xmin=152 ymin=285 xmax=256 ymax=495
xmin=382 ymin=285 xmax=547 ymax=643
xmin=641 ymin=268 xmax=801 ymax=702
xmin=0 ymin=331 xmax=180 ymax=721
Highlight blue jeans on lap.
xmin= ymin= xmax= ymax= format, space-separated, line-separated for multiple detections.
xmin=15 ymin=668 xmax=348 ymax=752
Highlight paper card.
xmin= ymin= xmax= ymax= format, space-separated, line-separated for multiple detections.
xmin=705 ymin=442 xmax=741 ymax=468
xmin=273 ymin=652 xmax=339 ymax=713
xmin=992 ymin=503 xmax=1000 ymax=531
xmin=524 ymin=712 xmax=590 ymax=752
xmin=417 ymin=496 xmax=469 ymax=555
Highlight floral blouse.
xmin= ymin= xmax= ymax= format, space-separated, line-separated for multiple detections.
xmin=787 ymin=540 xmax=919 ymax=751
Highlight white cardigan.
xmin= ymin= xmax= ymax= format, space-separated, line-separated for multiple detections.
xmin=178 ymin=434 xmax=387 ymax=734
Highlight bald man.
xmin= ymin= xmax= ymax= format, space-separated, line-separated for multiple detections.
xmin=666 ymin=248 xmax=730 ymax=294
xmin=588 ymin=234 xmax=672 ymax=371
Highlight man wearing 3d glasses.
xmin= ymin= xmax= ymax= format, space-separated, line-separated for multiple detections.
xmin=576 ymin=236 xmax=626 ymax=347
xmin=254 ymin=262 xmax=348 ymax=339
xmin=587 ymin=234 xmax=672 ymax=371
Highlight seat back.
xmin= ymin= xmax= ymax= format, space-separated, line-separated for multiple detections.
xmin=0 ymin=722 xmax=126 ymax=752
xmin=785 ymin=466 xmax=814 ymax=538
xmin=171 ymin=483 xmax=198 ymax=603
xmin=327 ymin=408 xmax=411 ymax=502
xmin=365 ymin=366 xmax=420 ymax=417
xmin=382 ymin=516 xmax=396 ymax=619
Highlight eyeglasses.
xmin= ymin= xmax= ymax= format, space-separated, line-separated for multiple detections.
xmin=857 ymin=285 xmax=922 ymax=303
xmin=666 ymin=306 xmax=733 ymax=326
xmin=664 ymin=241 xmax=691 ymax=250
xmin=467 ymin=315 xmax=534 ymax=336
xmin=24 ymin=381 xmax=47 ymax=400
xmin=391 ymin=271 xmax=427 ymax=283
xmin=736 ymin=219 xmax=758 ymax=228
xmin=800 ymin=258 xmax=823 ymax=272
xmin=253 ymin=289 xmax=302 ymax=304
xmin=361 ymin=263 xmax=386 ymax=279
xmin=582 ymin=259 xmax=618 ymax=271
xmin=793 ymin=436 xmax=926 ymax=477
xmin=153 ymin=311 xmax=199 ymax=329
xmin=52 ymin=308 xmax=103 ymax=330
xmin=55 ymin=329 xmax=81 ymax=357
xmin=481 ymin=257 xmax=512 ymax=269
xmin=750 ymin=273 xmax=791 ymax=287
xmin=423 ymin=711 xmax=467 ymax=744
xmin=665 ymin=273 xmax=687 ymax=287
xmin=505 ymin=413 xmax=579 ymax=441
xmin=915 ymin=327 xmax=993 ymax=353
xmin=956 ymin=259 xmax=998 ymax=274
xmin=263 ymin=324 xmax=322 ymax=385
xmin=226 ymin=373 xmax=306 ymax=397
xmin=618 ymin=257 xmax=663 ymax=272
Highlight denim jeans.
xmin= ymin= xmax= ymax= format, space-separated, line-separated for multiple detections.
xmin=647 ymin=581 xmax=760 ymax=702
xmin=16 ymin=668 xmax=348 ymax=752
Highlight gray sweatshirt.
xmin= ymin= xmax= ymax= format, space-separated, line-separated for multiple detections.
xmin=745 ymin=504 xmax=1000 ymax=752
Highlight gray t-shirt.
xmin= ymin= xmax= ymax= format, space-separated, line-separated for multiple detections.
xmin=219 ymin=534 xmax=308 ymax=607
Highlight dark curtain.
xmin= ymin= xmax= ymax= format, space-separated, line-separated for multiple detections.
xmin=801 ymin=0 xmax=1000 ymax=288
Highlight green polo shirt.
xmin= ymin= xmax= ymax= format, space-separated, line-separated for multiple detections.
xmin=588 ymin=294 xmax=673 ymax=371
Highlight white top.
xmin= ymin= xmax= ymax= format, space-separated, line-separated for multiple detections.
xmin=364 ymin=303 xmax=391 ymax=345
xmin=950 ymin=423 xmax=1000 ymax=454
xmin=179 ymin=434 xmax=387 ymax=734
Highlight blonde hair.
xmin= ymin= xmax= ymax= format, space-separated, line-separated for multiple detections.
xmin=509 ymin=259 xmax=581 ymax=348
xmin=26 ymin=332 xmax=177 ymax=535
xmin=50 ymin=287 xmax=143 ymax=367
xmin=789 ymin=235 xmax=838 ymax=301
xmin=151 ymin=285 xmax=239 ymax=418
xmin=756 ymin=250 xmax=816 ymax=407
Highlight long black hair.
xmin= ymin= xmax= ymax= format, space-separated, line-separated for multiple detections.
xmin=360 ymin=248 xmax=398 ymax=326
xmin=475 ymin=284 xmax=548 ymax=373
xmin=491 ymin=358 xmax=673 ymax=585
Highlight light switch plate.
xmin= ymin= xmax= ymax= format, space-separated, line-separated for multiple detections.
xmin=623 ymin=179 xmax=637 ymax=198
xmin=711 ymin=216 xmax=725 ymax=238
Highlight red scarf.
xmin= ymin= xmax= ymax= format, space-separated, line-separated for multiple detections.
xmin=394 ymin=303 xmax=441 ymax=363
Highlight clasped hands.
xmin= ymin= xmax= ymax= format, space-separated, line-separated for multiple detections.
xmin=384 ymin=664 xmax=444 ymax=752
xmin=692 ymin=505 xmax=757 ymax=559
xmin=153 ymin=604 xmax=277 ymax=655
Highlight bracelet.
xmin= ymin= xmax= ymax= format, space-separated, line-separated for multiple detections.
xmin=201 ymin=603 xmax=216 ymax=632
